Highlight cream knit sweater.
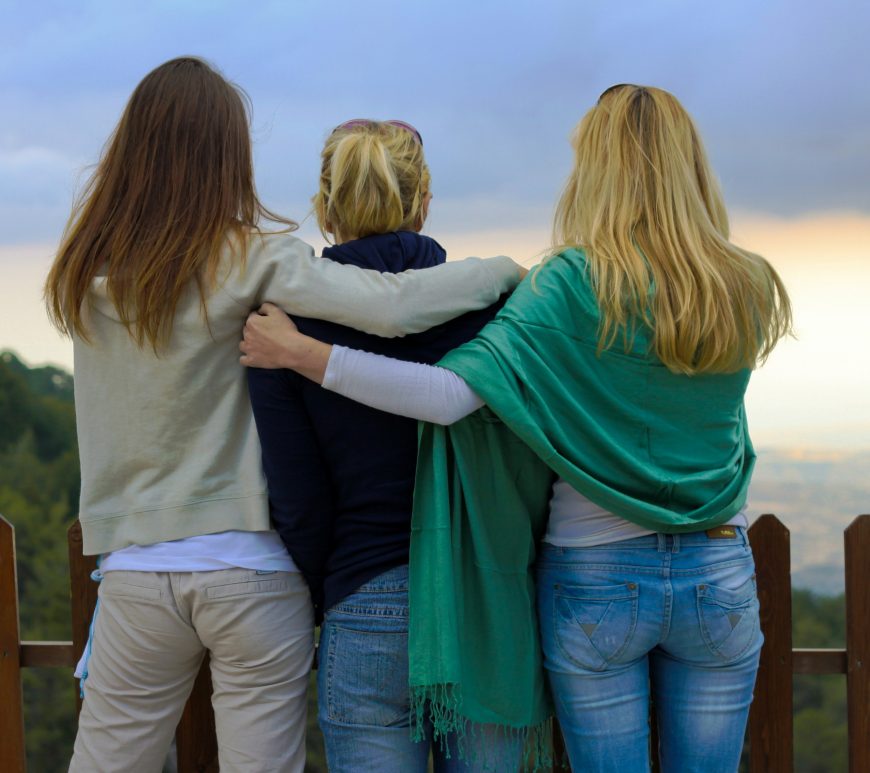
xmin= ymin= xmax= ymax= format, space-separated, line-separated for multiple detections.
xmin=73 ymin=231 xmax=519 ymax=554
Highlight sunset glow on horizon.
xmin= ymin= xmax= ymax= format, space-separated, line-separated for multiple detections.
xmin=3 ymin=208 xmax=868 ymax=452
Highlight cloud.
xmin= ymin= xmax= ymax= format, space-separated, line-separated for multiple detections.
xmin=1 ymin=0 xmax=868 ymax=243
xmin=0 ymin=146 xmax=84 ymax=243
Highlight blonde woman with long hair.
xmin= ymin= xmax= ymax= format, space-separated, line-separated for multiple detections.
xmin=45 ymin=57 xmax=523 ymax=773
xmin=240 ymin=85 xmax=792 ymax=772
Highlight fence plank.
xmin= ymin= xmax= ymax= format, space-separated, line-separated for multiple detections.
xmin=67 ymin=520 xmax=98 ymax=715
xmin=845 ymin=515 xmax=870 ymax=773
xmin=19 ymin=641 xmax=75 ymax=668
xmin=176 ymin=657 xmax=218 ymax=773
xmin=792 ymin=648 xmax=848 ymax=675
xmin=0 ymin=516 xmax=27 ymax=773
xmin=748 ymin=514 xmax=793 ymax=773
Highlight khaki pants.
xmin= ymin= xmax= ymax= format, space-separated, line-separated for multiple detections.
xmin=70 ymin=568 xmax=314 ymax=773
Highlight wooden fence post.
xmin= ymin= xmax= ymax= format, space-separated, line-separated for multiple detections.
xmin=0 ymin=516 xmax=27 ymax=773
xmin=845 ymin=515 xmax=870 ymax=773
xmin=2 ymin=518 xmax=98 ymax=770
xmin=67 ymin=520 xmax=98 ymax=714
xmin=748 ymin=514 xmax=793 ymax=772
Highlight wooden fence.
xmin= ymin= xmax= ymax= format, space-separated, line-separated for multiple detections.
xmin=1 ymin=514 xmax=868 ymax=772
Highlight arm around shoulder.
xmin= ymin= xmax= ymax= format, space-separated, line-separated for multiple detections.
xmin=385 ymin=255 xmax=522 ymax=336
xmin=252 ymin=234 xmax=523 ymax=338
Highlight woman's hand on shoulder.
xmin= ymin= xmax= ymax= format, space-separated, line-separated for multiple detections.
xmin=239 ymin=303 xmax=332 ymax=384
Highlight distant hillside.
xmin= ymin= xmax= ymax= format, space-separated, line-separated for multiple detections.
xmin=747 ymin=448 xmax=870 ymax=594
xmin=0 ymin=350 xmax=76 ymax=464
xmin=0 ymin=350 xmax=74 ymax=400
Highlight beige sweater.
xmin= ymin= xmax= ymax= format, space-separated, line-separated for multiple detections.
xmin=74 ymin=232 xmax=519 ymax=554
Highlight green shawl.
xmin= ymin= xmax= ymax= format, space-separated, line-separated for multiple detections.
xmin=408 ymin=249 xmax=756 ymax=765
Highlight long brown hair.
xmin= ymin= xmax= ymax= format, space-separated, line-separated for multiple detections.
xmin=552 ymin=85 xmax=792 ymax=374
xmin=45 ymin=56 xmax=295 ymax=350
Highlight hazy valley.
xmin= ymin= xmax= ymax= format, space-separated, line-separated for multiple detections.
xmin=747 ymin=447 xmax=869 ymax=594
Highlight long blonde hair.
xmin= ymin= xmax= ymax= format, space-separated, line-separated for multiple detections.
xmin=45 ymin=56 xmax=295 ymax=351
xmin=552 ymin=84 xmax=792 ymax=374
xmin=313 ymin=120 xmax=430 ymax=243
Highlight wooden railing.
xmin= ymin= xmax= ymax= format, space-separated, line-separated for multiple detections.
xmin=1 ymin=514 xmax=868 ymax=772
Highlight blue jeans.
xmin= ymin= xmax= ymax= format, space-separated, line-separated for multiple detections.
xmin=536 ymin=528 xmax=762 ymax=773
xmin=318 ymin=565 xmax=520 ymax=772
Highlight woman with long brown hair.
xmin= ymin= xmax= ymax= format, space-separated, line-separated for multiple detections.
xmin=241 ymin=85 xmax=792 ymax=772
xmin=45 ymin=57 xmax=522 ymax=772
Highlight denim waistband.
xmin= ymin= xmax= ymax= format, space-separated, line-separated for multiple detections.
xmin=352 ymin=564 xmax=409 ymax=593
xmin=540 ymin=526 xmax=749 ymax=555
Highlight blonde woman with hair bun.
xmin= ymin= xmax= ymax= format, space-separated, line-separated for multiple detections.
xmin=246 ymin=119 xmax=517 ymax=771
xmin=243 ymin=88 xmax=792 ymax=772
xmin=312 ymin=119 xmax=431 ymax=243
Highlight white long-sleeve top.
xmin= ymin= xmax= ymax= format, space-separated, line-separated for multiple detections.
xmin=322 ymin=346 xmax=747 ymax=546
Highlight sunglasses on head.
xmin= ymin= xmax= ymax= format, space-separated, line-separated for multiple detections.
xmin=331 ymin=119 xmax=423 ymax=146
xmin=597 ymin=83 xmax=645 ymax=104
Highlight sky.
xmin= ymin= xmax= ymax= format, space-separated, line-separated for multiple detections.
xmin=1 ymin=0 xmax=868 ymax=451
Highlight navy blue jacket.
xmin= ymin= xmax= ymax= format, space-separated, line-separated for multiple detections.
xmin=247 ymin=232 xmax=505 ymax=622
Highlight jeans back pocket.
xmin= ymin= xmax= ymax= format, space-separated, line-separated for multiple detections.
xmin=324 ymin=625 xmax=410 ymax=727
xmin=697 ymin=575 xmax=761 ymax=663
xmin=554 ymin=582 xmax=639 ymax=672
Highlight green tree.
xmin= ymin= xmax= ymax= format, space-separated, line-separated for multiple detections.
xmin=792 ymin=590 xmax=847 ymax=773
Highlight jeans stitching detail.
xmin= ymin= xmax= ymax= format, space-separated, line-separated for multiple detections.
xmin=661 ymin=579 xmax=673 ymax=642
xmin=553 ymin=588 xmax=639 ymax=672
xmin=324 ymin=623 xmax=409 ymax=727
xmin=696 ymin=584 xmax=761 ymax=662
xmin=325 ymin=606 xmax=409 ymax=619
xmin=536 ymin=555 xmax=752 ymax=578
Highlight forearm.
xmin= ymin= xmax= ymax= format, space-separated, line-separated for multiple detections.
xmin=321 ymin=346 xmax=484 ymax=424
xmin=279 ymin=335 xmax=332 ymax=383
xmin=260 ymin=239 xmax=521 ymax=338
xmin=376 ymin=256 xmax=520 ymax=336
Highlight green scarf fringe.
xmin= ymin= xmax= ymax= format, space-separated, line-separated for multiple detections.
xmin=410 ymin=683 xmax=555 ymax=772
